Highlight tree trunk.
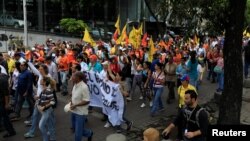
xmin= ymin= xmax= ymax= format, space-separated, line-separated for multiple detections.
xmin=218 ymin=0 xmax=246 ymax=124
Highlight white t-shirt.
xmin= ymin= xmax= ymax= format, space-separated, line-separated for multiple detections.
xmin=28 ymin=62 xmax=51 ymax=96
xmin=100 ymin=69 xmax=108 ymax=80
xmin=197 ymin=64 xmax=203 ymax=73
xmin=12 ymin=69 xmax=19 ymax=90
xmin=71 ymin=81 xmax=90 ymax=115
xmin=0 ymin=65 xmax=7 ymax=75
xmin=152 ymin=71 xmax=165 ymax=88
xmin=80 ymin=62 xmax=88 ymax=72
xmin=131 ymin=61 xmax=136 ymax=75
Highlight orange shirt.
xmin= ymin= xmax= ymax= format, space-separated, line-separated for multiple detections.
xmin=39 ymin=50 xmax=44 ymax=58
xmin=58 ymin=56 xmax=69 ymax=71
xmin=25 ymin=51 xmax=32 ymax=60
xmin=67 ymin=50 xmax=75 ymax=64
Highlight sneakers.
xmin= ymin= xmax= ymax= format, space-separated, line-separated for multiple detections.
xmin=126 ymin=97 xmax=132 ymax=101
xmin=149 ymin=101 xmax=153 ymax=107
xmin=126 ymin=121 xmax=133 ymax=131
xmin=104 ymin=122 xmax=111 ymax=128
xmin=140 ymin=103 xmax=146 ymax=108
xmin=159 ymin=108 xmax=165 ymax=112
xmin=24 ymin=132 xmax=35 ymax=138
xmin=139 ymin=96 xmax=143 ymax=100
xmin=24 ymin=120 xmax=32 ymax=126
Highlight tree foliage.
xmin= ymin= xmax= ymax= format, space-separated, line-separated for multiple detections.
xmin=145 ymin=0 xmax=233 ymax=35
xmin=245 ymin=0 xmax=250 ymax=26
xmin=59 ymin=18 xmax=89 ymax=34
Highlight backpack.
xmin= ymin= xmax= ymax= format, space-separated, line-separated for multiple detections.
xmin=195 ymin=107 xmax=210 ymax=128
xmin=183 ymin=106 xmax=210 ymax=128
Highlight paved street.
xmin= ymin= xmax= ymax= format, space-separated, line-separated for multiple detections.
xmin=1 ymin=76 xmax=249 ymax=141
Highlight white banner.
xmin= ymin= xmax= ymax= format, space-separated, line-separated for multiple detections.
xmin=85 ymin=71 xmax=124 ymax=126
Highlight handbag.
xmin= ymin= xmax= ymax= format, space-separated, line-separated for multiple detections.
xmin=214 ymin=66 xmax=222 ymax=73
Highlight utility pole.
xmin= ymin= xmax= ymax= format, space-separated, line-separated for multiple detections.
xmin=3 ymin=0 xmax=5 ymax=26
xmin=23 ymin=0 xmax=28 ymax=47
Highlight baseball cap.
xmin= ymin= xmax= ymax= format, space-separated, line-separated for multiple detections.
xmin=89 ymin=54 xmax=98 ymax=61
xmin=101 ymin=61 xmax=109 ymax=66
xmin=64 ymin=102 xmax=71 ymax=113
xmin=180 ymin=74 xmax=190 ymax=81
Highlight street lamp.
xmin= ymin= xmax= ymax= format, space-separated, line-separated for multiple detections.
xmin=23 ymin=0 xmax=28 ymax=47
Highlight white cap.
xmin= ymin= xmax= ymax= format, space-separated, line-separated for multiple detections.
xmin=101 ymin=61 xmax=109 ymax=66
xmin=64 ymin=102 xmax=71 ymax=113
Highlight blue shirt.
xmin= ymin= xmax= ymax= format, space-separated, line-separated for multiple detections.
xmin=88 ymin=62 xmax=103 ymax=73
xmin=17 ymin=69 xmax=33 ymax=95
xmin=176 ymin=64 xmax=187 ymax=78
xmin=187 ymin=60 xmax=198 ymax=80
xmin=150 ymin=59 xmax=160 ymax=72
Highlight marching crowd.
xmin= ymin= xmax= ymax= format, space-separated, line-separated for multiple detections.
xmin=2 ymin=33 xmax=248 ymax=141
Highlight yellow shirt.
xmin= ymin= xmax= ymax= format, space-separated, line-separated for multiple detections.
xmin=178 ymin=84 xmax=197 ymax=108
xmin=110 ymin=46 xmax=116 ymax=55
xmin=7 ymin=59 xmax=15 ymax=73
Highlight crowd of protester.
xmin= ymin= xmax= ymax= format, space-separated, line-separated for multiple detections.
xmin=1 ymin=32 xmax=244 ymax=141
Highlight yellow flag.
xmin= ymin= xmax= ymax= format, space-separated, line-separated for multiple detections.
xmin=116 ymin=24 xmax=127 ymax=44
xmin=138 ymin=23 xmax=143 ymax=35
xmin=115 ymin=15 xmax=121 ymax=35
xmin=129 ymin=27 xmax=136 ymax=47
xmin=83 ymin=28 xmax=96 ymax=46
xmin=243 ymin=29 xmax=247 ymax=36
xmin=194 ymin=34 xmax=198 ymax=45
xmin=148 ymin=37 xmax=155 ymax=62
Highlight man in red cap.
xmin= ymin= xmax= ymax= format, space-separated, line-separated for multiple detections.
xmin=88 ymin=54 xmax=102 ymax=73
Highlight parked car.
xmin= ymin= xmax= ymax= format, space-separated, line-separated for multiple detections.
xmin=0 ymin=14 xmax=32 ymax=28
xmin=91 ymin=27 xmax=113 ymax=39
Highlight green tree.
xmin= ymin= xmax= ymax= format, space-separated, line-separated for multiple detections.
xmin=145 ymin=0 xmax=229 ymax=35
xmin=59 ymin=18 xmax=89 ymax=34
xmin=245 ymin=0 xmax=250 ymax=25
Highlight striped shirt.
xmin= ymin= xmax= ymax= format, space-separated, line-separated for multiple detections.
xmin=38 ymin=88 xmax=55 ymax=107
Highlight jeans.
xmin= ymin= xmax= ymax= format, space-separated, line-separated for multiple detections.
xmin=15 ymin=94 xmax=34 ymax=118
xmin=217 ymin=72 xmax=224 ymax=90
xmin=207 ymin=62 xmax=216 ymax=81
xmin=60 ymin=71 xmax=68 ymax=93
xmin=0 ymin=105 xmax=15 ymax=134
xmin=166 ymin=81 xmax=175 ymax=100
xmin=244 ymin=61 xmax=250 ymax=78
xmin=189 ymin=78 xmax=198 ymax=89
xmin=125 ymin=77 xmax=132 ymax=93
xmin=28 ymin=105 xmax=56 ymax=140
xmin=28 ymin=105 xmax=41 ymax=134
xmin=47 ymin=111 xmax=56 ymax=140
xmin=130 ymin=75 xmax=143 ymax=98
xmin=39 ymin=107 xmax=53 ymax=141
xmin=71 ymin=113 xmax=92 ymax=141
xmin=142 ymin=84 xmax=152 ymax=103
xmin=150 ymin=87 xmax=164 ymax=115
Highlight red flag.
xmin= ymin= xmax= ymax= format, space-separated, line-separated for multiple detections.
xmin=141 ymin=33 xmax=148 ymax=47
xmin=113 ymin=29 xmax=119 ymax=41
